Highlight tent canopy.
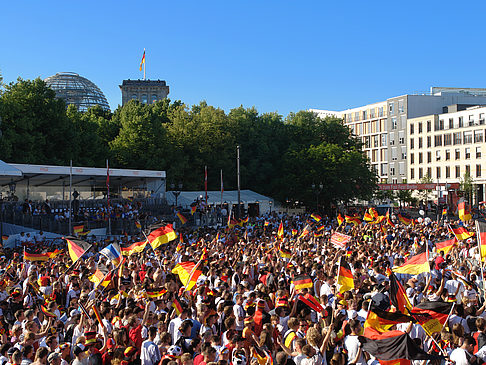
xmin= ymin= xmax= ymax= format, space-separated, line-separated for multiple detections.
xmin=166 ymin=189 xmax=273 ymax=207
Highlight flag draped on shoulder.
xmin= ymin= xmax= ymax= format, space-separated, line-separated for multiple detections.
xmin=148 ymin=223 xmax=177 ymax=249
xmin=393 ymin=244 xmax=429 ymax=275
xmin=65 ymin=236 xmax=92 ymax=263
xmin=172 ymin=261 xmax=202 ymax=291
xmin=337 ymin=257 xmax=354 ymax=293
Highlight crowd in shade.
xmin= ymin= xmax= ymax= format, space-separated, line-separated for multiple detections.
xmin=1 ymin=202 xmax=486 ymax=365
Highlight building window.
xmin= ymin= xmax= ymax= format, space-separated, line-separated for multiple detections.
xmin=464 ymin=131 xmax=473 ymax=144
xmin=465 ymin=147 xmax=471 ymax=159
xmin=389 ymin=102 xmax=394 ymax=114
xmin=466 ymin=165 xmax=471 ymax=175
xmin=390 ymin=166 xmax=396 ymax=175
xmin=411 ymin=168 xmax=414 ymax=180
xmin=400 ymin=116 xmax=406 ymax=129
xmin=419 ymin=168 xmax=423 ymax=179
xmin=398 ymin=100 xmax=404 ymax=113
xmin=445 ymin=150 xmax=451 ymax=160
xmin=453 ymin=132 xmax=462 ymax=145
xmin=401 ymin=146 xmax=407 ymax=160
xmin=410 ymin=124 xmax=414 ymax=135
xmin=449 ymin=118 xmax=454 ymax=129
xmin=475 ymin=130 xmax=484 ymax=143
xmin=355 ymin=112 xmax=360 ymax=121
xmin=444 ymin=134 xmax=452 ymax=146
xmin=392 ymin=147 xmax=398 ymax=161
xmin=480 ymin=113 xmax=485 ymax=125
xmin=477 ymin=146 xmax=482 ymax=158
xmin=381 ymin=134 xmax=387 ymax=146
xmin=418 ymin=122 xmax=423 ymax=133
xmin=370 ymin=109 xmax=376 ymax=118
xmin=427 ymin=136 xmax=431 ymax=148
xmin=419 ymin=153 xmax=423 ymax=164
xmin=410 ymin=153 xmax=414 ymax=164
xmin=427 ymin=151 xmax=432 ymax=163
xmin=477 ymin=164 xmax=482 ymax=177
xmin=455 ymin=166 xmax=461 ymax=178
xmin=427 ymin=167 xmax=432 ymax=177
xmin=399 ymin=136 xmax=405 ymax=144
xmin=379 ymin=107 xmax=384 ymax=117
xmin=455 ymin=149 xmax=460 ymax=160
xmin=410 ymin=138 xmax=414 ymax=149
xmin=469 ymin=115 xmax=475 ymax=126
xmin=151 ymin=94 xmax=158 ymax=103
xmin=141 ymin=94 xmax=148 ymax=104
xmin=131 ymin=94 xmax=137 ymax=100
xmin=434 ymin=135 xmax=443 ymax=146
xmin=391 ymin=117 xmax=397 ymax=130
xmin=374 ymin=135 xmax=379 ymax=148
xmin=364 ymin=136 xmax=370 ymax=148
xmin=439 ymin=119 xmax=444 ymax=130
xmin=418 ymin=137 xmax=423 ymax=149
xmin=459 ymin=116 xmax=464 ymax=128
xmin=427 ymin=120 xmax=432 ymax=132
xmin=436 ymin=150 xmax=441 ymax=161
xmin=446 ymin=166 xmax=450 ymax=178
xmin=362 ymin=110 xmax=367 ymax=120
xmin=436 ymin=166 xmax=441 ymax=179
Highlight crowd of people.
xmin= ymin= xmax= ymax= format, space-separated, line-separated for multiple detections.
xmin=0 ymin=209 xmax=484 ymax=365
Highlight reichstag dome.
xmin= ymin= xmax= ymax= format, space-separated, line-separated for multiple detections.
xmin=44 ymin=72 xmax=110 ymax=111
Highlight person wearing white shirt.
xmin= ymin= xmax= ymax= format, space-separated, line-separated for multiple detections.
xmin=141 ymin=327 xmax=161 ymax=365
xmin=450 ymin=336 xmax=476 ymax=365
xmin=344 ymin=320 xmax=366 ymax=365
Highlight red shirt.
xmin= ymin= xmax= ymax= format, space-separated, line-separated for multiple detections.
xmin=129 ymin=324 xmax=143 ymax=350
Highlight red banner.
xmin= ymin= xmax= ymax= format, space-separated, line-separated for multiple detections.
xmin=378 ymin=183 xmax=459 ymax=191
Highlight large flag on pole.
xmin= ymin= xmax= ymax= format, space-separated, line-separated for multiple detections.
xmin=448 ymin=224 xmax=475 ymax=241
xmin=458 ymin=200 xmax=472 ymax=222
xmin=139 ymin=49 xmax=145 ymax=71
xmin=172 ymin=261 xmax=202 ymax=291
xmin=388 ymin=271 xmax=413 ymax=314
xmin=435 ymin=238 xmax=456 ymax=256
xmin=65 ymin=236 xmax=92 ymax=263
xmin=477 ymin=220 xmax=486 ymax=261
xmin=147 ymin=223 xmax=177 ymax=249
xmin=277 ymin=222 xmax=284 ymax=240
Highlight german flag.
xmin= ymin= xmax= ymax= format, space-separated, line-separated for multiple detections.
xmin=386 ymin=210 xmax=395 ymax=228
xmin=389 ymin=271 xmax=412 ymax=314
xmin=448 ymin=224 xmax=475 ymax=241
xmin=120 ymin=240 xmax=147 ymax=256
xmin=298 ymin=225 xmax=311 ymax=239
xmin=292 ymin=275 xmax=313 ymax=291
xmin=337 ymin=214 xmax=344 ymax=226
xmin=73 ymin=225 xmax=84 ymax=234
xmin=264 ymin=221 xmax=269 ymax=227
xmin=310 ymin=213 xmax=321 ymax=222
xmin=364 ymin=306 xmax=413 ymax=333
xmin=172 ymin=298 xmax=184 ymax=315
xmin=337 ymin=257 xmax=354 ymax=293
xmin=89 ymin=263 xmax=111 ymax=288
xmin=92 ymin=304 xmax=104 ymax=328
xmin=200 ymin=247 xmax=208 ymax=261
xmin=65 ymin=236 xmax=92 ymax=263
xmin=1 ymin=235 xmax=7 ymax=241
xmin=135 ymin=220 xmax=141 ymax=229
xmin=435 ymin=238 xmax=456 ymax=256
xmin=369 ymin=207 xmax=379 ymax=218
xmin=299 ymin=293 xmax=323 ymax=313
xmin=368 ymin=215 xmax=386 ymax=225
xmin=277 ymin=222 xmax=284 ymax=239
xmin=345 ymin=215 xmax=361 ymax=226
xmin=410 ymin=301 xmax=454 ymax=336
xmin=172 ymin=261 xmax=202 ymax=291
xmin=190 ymin=205 xmax=197 ymax=215
xmin=253 ymin=347 xmax=273 ymax=365
xmin=477 ymin=221 xmax=486 ymax=261
xmin=239 ymin=217 xmax=249 ymax=225
xmin=393 ymin=245 xmax=429 ymax=275
xmin=397 ymin=214 xmax=412 ymax=226
xmin=363 ymin=211 xmax=373 ymax=222
xmin=291 ymin=229 xmax=298 ymax=236
xmin=380 ymin=224 xmax=387 ymax=235
xmin=458 ymin=200 xmax=472 ymax=222
xmin=148 ymin=223 xmax=177 ymax=249
xmin=24 ymin=250 xmax=50 ymax=262
xmin=176 ymin=211 xmax=188 ymax=225
xmin=41 ymin=305 xmax=57 ymax=318
xmin=283 ymin=330 xmax=297 ymax=348
xmin=145 ymin=288 xmax=168 ymax=298
xmin=360 ymin=328 xmax=438 ymax=361
xmin=279 ymin=248 xmax=292 ymax=259
xmin=442 ymin=208 xmax=447 ymax=216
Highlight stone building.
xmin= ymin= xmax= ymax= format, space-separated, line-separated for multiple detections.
xmin=119 ymin=79 xmax=169 ymax=105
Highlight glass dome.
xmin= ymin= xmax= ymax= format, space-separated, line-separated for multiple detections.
xmin=44 ymin=72 xmax=110 ymax=111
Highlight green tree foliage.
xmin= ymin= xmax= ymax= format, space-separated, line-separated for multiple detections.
xmin=0 ymin=78 xmax=378 ymax=210
xmin=0 ymin=78 xmax=75 ymax=164
xmin=459 ymin=171 xmax=474 ymax=202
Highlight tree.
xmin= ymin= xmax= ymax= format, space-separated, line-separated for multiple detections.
xmin=417 ymin=174 xmax=433 ymax=204
xmin=0 ymin=78 xmax=75 ymax=164
xmin=459 ymin=171 xmax=474 ymax=203
xmin=395 ymin=190 xmax=416 ymax=207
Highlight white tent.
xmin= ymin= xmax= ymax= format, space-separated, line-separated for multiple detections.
xmin=166 ymin=189 xmax=274 ymax=214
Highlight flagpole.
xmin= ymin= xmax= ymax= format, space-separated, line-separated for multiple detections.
xmin=237 ymin=145 xmax=241 ymax=219
xmin=476 ymin=220 xmax=486 ymax=297
xmin=183 ymin=259 xmax=203 ymax=293
xmin=141 ymin=230 xmax=162 ymax=269
xmin=220 ymin=169 xmax=223 ymax=207
xmin=69 ymin=160 xmax=72 ymax=235
xmin=107 ymin=159 xmax=111 ymax=236
xmin=144 ymin=48 xmax=146 ymax=80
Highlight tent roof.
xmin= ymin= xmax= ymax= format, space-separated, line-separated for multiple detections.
xmin=166 ymin=189 xmax=273 ymax=207
xmin=0 ymin=161 xmax=165 ymax=188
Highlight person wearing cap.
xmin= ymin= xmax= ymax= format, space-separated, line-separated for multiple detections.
xmin=57 ymin=343 xmax=71 ymax=365
xmin=72 ymin=344 xmax=86 ymax=365
xmin=140 ymin=327 xmax=160 ymax=365
xmin=47 ymin=353 xmax=61 ymax=365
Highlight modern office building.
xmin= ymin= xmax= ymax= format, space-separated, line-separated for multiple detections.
xmin=45 ymin=72 xmax=110 ymax=111
xmin=407 ymin=105 xmax=486 ymax=203
xmin=312 ymin=87 xmax=486 ymax=183
xmin=119 ymin=79 xmax=169 ymax=106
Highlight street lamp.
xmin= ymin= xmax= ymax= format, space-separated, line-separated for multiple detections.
xmin=8 ymin=180 xmax=16 ymax=199
xmin=170 ymin=183 xmax=183 ymax=207
xmin=269 ymin=201 xmax=273 ymax=214
xmin=312 ymin=183 xmax=323 ymax=211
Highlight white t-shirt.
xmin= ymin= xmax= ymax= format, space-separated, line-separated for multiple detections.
xmin=450 ymin=348 xmax=471 ymax=365
xmin=233 ymin=304 xmax=244 ymax=331
xmin=344 ymin=335 xmax=366 ymax=365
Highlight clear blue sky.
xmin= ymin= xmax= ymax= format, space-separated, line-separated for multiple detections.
xmin=2 ymin=0 xmax=486 ymax=116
